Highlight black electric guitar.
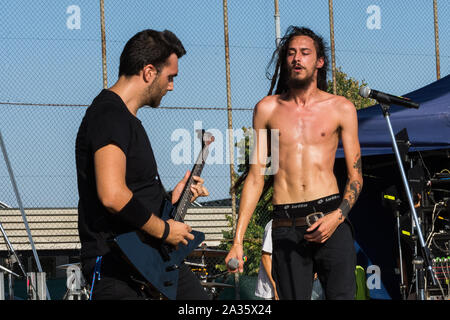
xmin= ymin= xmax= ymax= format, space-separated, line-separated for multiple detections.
xmin=110 ymin=130 xmax=214 ymax=300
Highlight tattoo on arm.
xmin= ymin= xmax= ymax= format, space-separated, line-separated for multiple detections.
xmin=338 ymin=180 xmax=362 ymax=220
xmin=338 ymin=154 xmax=363 ymax=220
xmin=353 ymin=153 xmax=362 ymax=175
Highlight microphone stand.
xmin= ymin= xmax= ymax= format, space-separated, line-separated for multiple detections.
xmin=379 ymin=103 xmax=437 ymax=299
xmin=393 ymin=200 xmax=407 ymax=299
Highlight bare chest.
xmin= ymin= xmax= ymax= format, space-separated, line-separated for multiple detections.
xmin=269 ymin=106 xmax=339 ymax=147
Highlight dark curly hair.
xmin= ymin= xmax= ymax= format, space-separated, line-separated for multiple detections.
xmin=266 ymin=26 xmax=329 ymax=95
xmin=231 ymin=27 xmax=329 ymax=200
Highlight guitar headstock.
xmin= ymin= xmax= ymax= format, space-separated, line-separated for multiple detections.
xmin=196 ymin=129 xmax=215 ymax=148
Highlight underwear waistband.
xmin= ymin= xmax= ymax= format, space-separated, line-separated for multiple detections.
xmin=272 ymin=193 xmax=341 ymax=218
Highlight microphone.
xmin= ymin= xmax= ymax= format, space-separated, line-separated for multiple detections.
xmin=359 ymin=86 xmax=419 ymax=109
xmin=227 ymin=256 xmax=247 ymax=271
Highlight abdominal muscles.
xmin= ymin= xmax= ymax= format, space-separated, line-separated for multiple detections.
xmin=272 ymin=142 xmax=339 ymax=204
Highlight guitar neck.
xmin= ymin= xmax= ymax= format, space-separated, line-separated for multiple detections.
xmin=173 ymin=147 xmax=208 ymax=221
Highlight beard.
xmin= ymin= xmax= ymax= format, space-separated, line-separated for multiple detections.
xmin=147 ymin=94 xmax=163 ymax=108
xmin=146 ymin=75 xmax=165 ymax=108
xmin=287 ymin=68 xmax=315 ymax=90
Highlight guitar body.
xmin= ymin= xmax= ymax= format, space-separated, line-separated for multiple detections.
xmin=111 ymin=200 xmax=205 ymax=300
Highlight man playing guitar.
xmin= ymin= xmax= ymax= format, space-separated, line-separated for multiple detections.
xmin=76 ymin=29 xmax=209 ymax=300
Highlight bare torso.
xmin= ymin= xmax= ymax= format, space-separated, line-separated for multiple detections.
xmin=259 ymin=91 xmax=345 ymax=204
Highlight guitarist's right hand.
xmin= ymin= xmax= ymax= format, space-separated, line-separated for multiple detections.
xmin=165 ymin=219 xmax=195 ymax=247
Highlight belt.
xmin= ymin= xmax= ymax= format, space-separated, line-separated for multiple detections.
xmin=272 ymin=212 xmax=326 ymax=228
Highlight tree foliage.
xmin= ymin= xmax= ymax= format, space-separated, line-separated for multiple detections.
xmin=327 ymin=67 xmax=375 ymax=109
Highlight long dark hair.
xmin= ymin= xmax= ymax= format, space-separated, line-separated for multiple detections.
xmin=231 ymin=27 xmax=329 ymax=203
xmin=118 ymin=29 xmax=186 ymax=77
xmin=266 ymin=26 xmax=329 ymax=95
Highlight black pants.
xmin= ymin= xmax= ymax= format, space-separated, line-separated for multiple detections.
xmin=272 ymin=194 xmax=356 ymax=300
xmin=82 ymin=252 xmax=210 ymax=300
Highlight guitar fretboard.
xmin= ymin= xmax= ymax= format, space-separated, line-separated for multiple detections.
xmin=173 ymin=141 xmax=211 ymax=222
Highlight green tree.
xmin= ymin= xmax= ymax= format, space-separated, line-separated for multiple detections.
xmin=328 ymin=67 xmax=375 ymax=109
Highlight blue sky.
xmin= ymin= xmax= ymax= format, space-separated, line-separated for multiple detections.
xmin=0 ymin=0 xmax=448 ymax=207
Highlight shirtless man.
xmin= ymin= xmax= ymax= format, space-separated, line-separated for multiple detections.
xmin=225 ymin=26 xmax=363 ymax=300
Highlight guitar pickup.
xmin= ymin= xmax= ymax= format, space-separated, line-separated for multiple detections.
xmin=165 ymin=264 xmax=179 ymax=272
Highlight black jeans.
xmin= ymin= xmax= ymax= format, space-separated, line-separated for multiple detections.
xmin=82 ymin=252 xmax=210 ymax=300
xmin=272 ymin=194 xmax=356 ymax=300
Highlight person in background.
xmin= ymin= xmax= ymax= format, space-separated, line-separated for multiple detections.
xmin=255 ymin=220 xmax=278 ymax=300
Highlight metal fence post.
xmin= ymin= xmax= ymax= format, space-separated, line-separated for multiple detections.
xmin=222 ymin=0 xmax=239 ymax=300
xmin=100 ymin=0 xmax=108 ymax=88
xmin=433 ymin=0 xmax=441 ymax=80
xmin=274 ymin=0 xmax=281 ymax=46
xmin=0 ymin=272 xmax=4 ymax=300
xmin=328 ymin=0 xmax=337 ymax=95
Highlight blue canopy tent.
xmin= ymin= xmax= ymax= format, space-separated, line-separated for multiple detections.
xmin=337 ymin=74 xmax=450 ymax=158
xmin=335 ymin=75 xmax=450 ymax=299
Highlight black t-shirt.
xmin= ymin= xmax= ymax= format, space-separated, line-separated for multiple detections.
xmin=75 ymin=89 xmax=166 ymax=260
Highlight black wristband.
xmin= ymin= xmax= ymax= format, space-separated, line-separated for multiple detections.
xmin=161 ymin=220 xmax=170 ymax=241
xmin=114 ymin=195 xmax=152 ymax=230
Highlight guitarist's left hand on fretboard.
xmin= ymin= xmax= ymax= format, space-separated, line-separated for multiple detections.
xmin=170 ymin=171 xmax=209 ymax=204
xmin=187 ymin=175 xmax=209 ymax=202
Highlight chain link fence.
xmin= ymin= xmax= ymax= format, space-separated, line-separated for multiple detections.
xmin=0 ymin=0 xmax=448 ymax=298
